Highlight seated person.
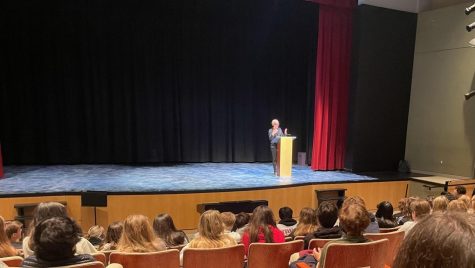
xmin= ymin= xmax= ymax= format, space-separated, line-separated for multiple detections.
xmin=220 ymin=212 xmax=241 ymax=243
xmin=22 ymin=217 xmax=96 ymax=267
xmin=393 ymin=197 xmax=414 ymax=225
xmin=447 ymin=199 xmax=468 ymax=213
xmin=241 ymin=206 xmax=285 ymax=255
xmin=276 ymin=207 xmax=298 ymax=236
xmin=290 ymin=208 xmax=318 ymax=238
xmin=117 ymin=215 xmax=166 ymax=252
xmin=85 ymin=225 xmax=105 ymax=250
xmin=375 ymin=201 xmax=398 ymax=228
xmin=100 ymin=221 xmax=123 ymax=251
xmin=304 ymin=201 xmax=342 ymax=249
xmin=0 ymin=216 xmax=18 ymax=257
xmin=432 ymin=195 xmax=449 ymax=213
xmin=232 ymin=212 xmax=251 ymax=237
xmin=5 ymin=221 xmax=23 ymax=250
xmin=399 ymin=198 xmax=431 ymax=236
xmin=341 ymin=196 xmax=379 ymax=233
xmin=180 ymin=210 xmax=236 ymax=265
xmin=152 ymin=214 xmax=188 ymax=248
xmin=453 ymin=185 xmax=467 ymax=199
xmin=393 ymin=212 xmax=475 ymax=268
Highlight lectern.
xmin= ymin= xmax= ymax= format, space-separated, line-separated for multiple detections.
xmin=277 ymin=136 xmax=296 ymax=177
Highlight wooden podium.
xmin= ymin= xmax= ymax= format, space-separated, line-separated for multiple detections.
xmin=276 ymin=136 xmax=296 ymax=177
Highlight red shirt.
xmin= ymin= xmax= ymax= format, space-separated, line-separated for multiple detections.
xmin=241 ymin=225 xmax=286 ymax=254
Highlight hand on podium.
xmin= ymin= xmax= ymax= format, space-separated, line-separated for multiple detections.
xmin=284 ymin=128 xmax=288 ymax=135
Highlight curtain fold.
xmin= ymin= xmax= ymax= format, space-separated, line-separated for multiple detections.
xmin=311 ymin=3 xmax=355 ymax=171
xmin=0 ymin=144 xmax=3 ymax=178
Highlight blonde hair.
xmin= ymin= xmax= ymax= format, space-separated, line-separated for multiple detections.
xmin=189 ymin=210 xmax=236 ymax=249
xmin=117 ymin=215 xmax=165 ymax=253
xmin=271 ymin=119 xmax=279 ymax=126
xmin=458 ymin=195 xmax=471 ymax=208
xmin=86 ymin=225 xmax=105 ymax=240
xmin=293 ymin=208 xmax=318 ymax=237
xmin=448 ymin=200 xmax=468 ymax=213
xmin=220 ymin=212 xmax=236 ymax=229
xmin=432 ymin=196 xmax=449 ymax=213
xmin=0 ymin=216 xmax=17 ymax=257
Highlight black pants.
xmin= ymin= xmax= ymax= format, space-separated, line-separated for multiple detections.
xmin=271 ymin=144 xmax=277 ymax=174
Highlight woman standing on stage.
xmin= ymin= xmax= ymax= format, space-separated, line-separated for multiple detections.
xmin=268 ymin=119 xmax=287 ymax=176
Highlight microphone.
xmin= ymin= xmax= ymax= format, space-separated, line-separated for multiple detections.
xmin=466 ymin=3 xmax=475 ymax=15
xmin=467 ymin=22 xmax=475 ymax=32
xmin=465 ymin=90 xmax=475 ymax=100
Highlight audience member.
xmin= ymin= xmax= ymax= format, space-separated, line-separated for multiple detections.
xmin=85 ymin=225 xmax=105 ymax=250
xmin=394 ymin=197 xmax=416 ymax=225
xmin=399 ymin=198 xmax=431 ymax=236
xmin=470 ymin=195 xmax=475 ymax=214
xmin=342 ymin=196 xmax=379 ymax=233
xmin=0 ymin=216 xmax=18 ymax=257
xmin=101 ymin=221 xmax=123 ymax=251
xmin=447 ymin=199 xmax=468 ymax=213
xmin=22 ymin=217 xmax=96 ymax=267
xmin=291 ymin=208 xmax=318 ymax=238
xmin=232 ymin=212 xmax=250 ymax=237
xmin=152 ymin=213 xmax=188 ymax=248
xmin=220 ymin=212 xmax=241 ymax=243
xmin=180 ymin=210 xmax=236 ymax=264
xmin=5 ymin=221 xmax=23 ymax=249
xmin=303 ymin=201 xmax=342 ymax=249
xmin=432 ymin=195 xmax=449 ymax=213
xmin=276 ymin=207 xmax=298 ymax=236
xmin=393 ymin=212 xmax=475 ymax=268
xmin=117 ymin=215 xmax=166 ymax=253
xmin=241 ymin=205 xmax=285 ymax=255
xmin=22 ymin=202 xmax=96 ymax=258
xmin=441 ymin=191 xmax=456 ymax=202
xmin=306 ymin=202 xmax=370 ymax=268
xmin=458 ymin=195 xmax=471 ymax=208
xmin=453 ymin=185 xmax=467 ymax=199
xmin=375 ymin=201 xmax=398 ymax=228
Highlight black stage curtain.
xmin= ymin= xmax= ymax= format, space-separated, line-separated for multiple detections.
xmin=0 ymin=0 xmax=318 ymax=164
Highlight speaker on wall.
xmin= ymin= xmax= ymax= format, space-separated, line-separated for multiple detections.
xmin=81 ymin=191 xmax=107 ymax=207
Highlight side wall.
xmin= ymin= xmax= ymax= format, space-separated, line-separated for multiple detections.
xmin=405 ymin=2 xmax=475 ymax=177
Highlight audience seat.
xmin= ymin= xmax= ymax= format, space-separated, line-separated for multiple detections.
xmin=92 ymin=252 xmax=107 ymax=266
xmin=321 ymin=239 xmax=389 ymax=268
xmin=183 ymin=244 xmax=245 ymax=268
xmin=109 ymin=250 xmax=180 ymax=268
xmin=0 ymin=256 xmax=23 ymax=267
xmin=308 ymin=238 xmax=338 ymax=250
xmin=55 ymin=261 xmax=105 ymax=268
xmin=379 ymin=227 xmax=400 ymax=233
xmin=293 ymin=236 xmax=305 ymax=241
xmin=365 ymin=230 xmax=405 ymax=267
xmin=285 ymin=236 xmax=293 ymax=242
xmin=247 ymin=240 xmax=304 ymax=268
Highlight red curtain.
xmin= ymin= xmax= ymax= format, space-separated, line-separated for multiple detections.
xmin=311 ymin=1 xmax=355 ymax=170
xmin=0 ymin=144 xmax=3 ymax=178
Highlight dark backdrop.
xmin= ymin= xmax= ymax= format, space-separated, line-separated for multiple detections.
xmin=345 ymin=5 xmax=417 ymax=172
xmin=0 ymin=0 xmax=318 ymax=164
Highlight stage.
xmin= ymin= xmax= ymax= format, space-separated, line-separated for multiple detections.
xmin=0 ymin=163 xmax=379 ymax=196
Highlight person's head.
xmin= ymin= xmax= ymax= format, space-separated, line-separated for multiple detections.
xmin=278 ymin=207 xmax=293 ymax=220
xmin=118 ymin=214 xmax=163 ymax=253
xmin=458 ymin=195 xmax=471 ymax=208
xmin=105 ymin=221 xmax=123 ymax=245
xmin=197 ymin=210 xmax=225 ymax=240
xmin=271 ymin=119 xmax=279 ymax=128
xmin=375 ymin=201 xmax=394 ymax=220
xmin=343 ymin=196 xmax=366 ymax=207
xmin=393 ymin=212 xmax=475 ymax=268
xmin=248 ymin=206 xmax=276 ymax=243
xmin=153 ymin=213 xmax=178 ymax=238
xmin=293 ymin=207 xmax=318 ymax=236
xmin=409 ymin=199 xmax=431 ymax=221
xmin=86 ymin=225 xmax=105 ymax=246
xmin=339 ymin=203 xmax=370 ymax=236
xmin=432 ymin=195 xmax=449 ymax=213
xmin=0 ymin=216 xmax=17 ymax=256
xmin=220 ymin=212 xmax=236 ymax=231
xmin=5 ymin=221 xmax=23 ymax=243
xmin=471 ymin=195 xmax=475 ymax=211
xmin=317 ymin=201 xmax=339 ymax=229
xmin=32 ymin=217 xmax=81 ymax=262
xmin=448 ymin=200 xmax=468 ymax=213
xmin=32 ymin=202 xmax=68 ymax=227
xmin=232 ymin=212 xmax=250 ymax=231
xmin=453 ymin=185 xmax=467 ymax=198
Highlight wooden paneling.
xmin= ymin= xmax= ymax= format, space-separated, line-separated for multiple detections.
xmin=0 ymin=180 xmax=409 ymax=231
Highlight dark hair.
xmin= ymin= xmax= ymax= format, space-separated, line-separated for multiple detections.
xmin=278 ymin=207 xmax=293 ymax=220
xmin=33 ymin=217 xmax=82 ymax=261
xmin=29 ymin=202 xmax=70 ymax=249
xmin=248 ymin=206 xmax=276 ymax=243
xmin=455 ymin=185 xmax=467 ymax=195
xmin=152 ymin=214 xmax=185 ymax=247
xmin=232 ymin=212 xmax=251 ymax=231
xmin=375 ymin=201 xmax=394 ymax=220
xmin=317 ymin=201 xmax=338 ymax=228
xmin=393 ymin=212 xmax=475 ymax=268
xmin=105 ymin=221 xmax=123 ymax=246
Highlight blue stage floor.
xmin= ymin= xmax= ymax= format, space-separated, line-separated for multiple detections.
xmin=0 ymin=163 xmax=378 ymax=195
